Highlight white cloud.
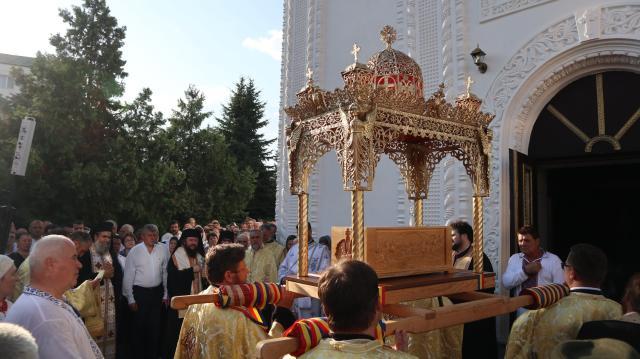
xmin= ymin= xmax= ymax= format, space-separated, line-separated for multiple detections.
xmin=242 ymin=30 xmax=282 ymax=61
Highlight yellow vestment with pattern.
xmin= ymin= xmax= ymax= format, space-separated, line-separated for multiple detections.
xmin=245 ymin=247 xmax=278 ymax=283
xmin=263 ymin=240 xmax=286 ymax=266
xmin=299 ymin=338 xmax=418 ymax=359
xmin=13 ymin=257 xmax=30 ymax=301
xmin=386 ymin=297 xmax=463 ymax=359
xmin=174 ymin=286 xmax=283 ymax=359
xmin=505 ymin=292 xmax=622 ymax=359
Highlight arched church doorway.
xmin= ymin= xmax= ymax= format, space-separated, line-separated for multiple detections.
xmin=511 ymin=71 xmax=640 ymax=300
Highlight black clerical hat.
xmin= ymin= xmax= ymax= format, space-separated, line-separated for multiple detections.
xmin=92 ymin=221 xmax=113 ymax=236
xmin=180 ymin=228 xmax=201 ymax=241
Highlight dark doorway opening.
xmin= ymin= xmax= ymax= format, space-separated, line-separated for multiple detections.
xmin=519 ymin=70 xmax=640 ymax=300
xmin=540 ymin=160 xmax=640 ymax=301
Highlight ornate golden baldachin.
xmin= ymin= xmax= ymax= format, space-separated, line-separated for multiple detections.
xmin=285 ymin=26 xmax=495 ymax=275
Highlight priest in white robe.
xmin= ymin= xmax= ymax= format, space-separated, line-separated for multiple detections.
xmin=278 ymin=223 xmax=330 ymax=318
xmin=78 ymin=223 xmax=122 ymax=359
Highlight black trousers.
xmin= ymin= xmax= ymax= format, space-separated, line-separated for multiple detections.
xmin=116 ymin=297 xmax=133 ymax=359
xmin=132 ymin=285 xmax=164 ymax=359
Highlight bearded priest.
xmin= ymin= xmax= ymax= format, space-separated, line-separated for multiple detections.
xmin=78 ymin=222 xmax=123 ymax=359
xmin=166 ymin=228 xmax=207 ymax=357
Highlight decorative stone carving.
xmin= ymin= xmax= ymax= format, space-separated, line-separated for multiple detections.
xmin=575 ymin=6 xmax=602 ymax=42
xmin=514 ymin=52 xmax=640 ymax=152
xmin=485 ymin=3 xmax=640 ymax=284
xmin=602 ymin=5 xmax=640 ymax=35
xmin=275 ymin=0 xmax=296 ymax=241
xmin=441 ymin=0 xmax=454 ymax=97
xmin=483 ymin=16 xmax=579 ymax=281
xmin=443 ymin=156 xmax=457 ymax=223
xmin=487 ymin=17 xmax=579 ymax=117
xmin=454 ymin=0 xmax=467 ymax=90
xmin=480 ymin=0 xmax=556 ymax=23
xmin=397 ymin=175 xmax=407 ymax=225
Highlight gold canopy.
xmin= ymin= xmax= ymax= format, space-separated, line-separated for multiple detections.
xmin=285 ymin=25 xmax=495 ymax=275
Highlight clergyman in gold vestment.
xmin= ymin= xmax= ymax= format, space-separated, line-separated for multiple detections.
xmin=175 ymin=243 xmax=295 ymax=359
xmin=245 ymin=229 xmax=278 ymax=283
xmin=506 ymin=244 xmax=622 ymax=359
xmin=301 ymin=260 xmax=416 ymax=359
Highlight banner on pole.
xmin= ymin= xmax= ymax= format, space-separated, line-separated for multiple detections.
xmin=10 ymin=117 xmax=36 ymax=176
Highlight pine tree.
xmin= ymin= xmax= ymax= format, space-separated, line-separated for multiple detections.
xmin=217 ymin=78 xmax=276 ymax=219
xmin=167 ymin=85 xmax=256 ymax=223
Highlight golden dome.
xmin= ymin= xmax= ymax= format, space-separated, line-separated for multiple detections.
xmin=366 ymin=25 xmax=424 ymax=98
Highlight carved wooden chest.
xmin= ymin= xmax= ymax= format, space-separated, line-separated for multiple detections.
xmin=331 ymin=226 xmax=452 ymax=278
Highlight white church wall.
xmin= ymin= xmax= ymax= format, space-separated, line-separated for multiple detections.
xmin=276 ymin=0 xmax=638 ymax=253
xmin=480 ymin=2 xmax=640 ymax=341
xmin=276 ymin=0 xmax=640 ymax=343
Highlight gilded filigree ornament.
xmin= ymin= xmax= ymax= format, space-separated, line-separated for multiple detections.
xmin=285 ymin=25 xmax=496 ymax=274
xmin=285 ymin=25 xmax=494 ymax=198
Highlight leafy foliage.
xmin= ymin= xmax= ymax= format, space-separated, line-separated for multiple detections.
xmin=0 ymin=0 xmax=258 ymax=228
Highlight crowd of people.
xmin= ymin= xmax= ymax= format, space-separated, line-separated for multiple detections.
xmin=0 ymin=217 xmax=325 ymax=358
xmin=0 ymin=217 xmax=637 ymax=358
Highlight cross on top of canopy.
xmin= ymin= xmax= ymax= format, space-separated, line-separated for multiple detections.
xmin=285 ymin=26 xmax=495 ymax=199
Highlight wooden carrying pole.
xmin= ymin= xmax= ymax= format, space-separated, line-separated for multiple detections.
xmin=171 ymin=293 xmax=215 ymax=311
xmin=170 ymin=289 xmax=305 ymax=311
xmin=256 ymin=293 xmax=534 ymax=359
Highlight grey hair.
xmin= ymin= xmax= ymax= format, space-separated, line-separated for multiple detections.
xmin=69 ymin=231 xmax=92 ymax=244
xmin=0 ymin=323 xmax=38 ymax=359
xmin=29 ymin=235 xmax=74 ymax=274
xmin=141 ymin=224 xmax=159 ymax=234
xmin=237 ymin=231 xmax=250 ymax=241
xmin=120 ymin=224 xmax=134 ymax=233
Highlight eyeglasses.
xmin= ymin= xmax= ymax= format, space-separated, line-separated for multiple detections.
xmin=561 ymin=262 xmax=572 ymax=270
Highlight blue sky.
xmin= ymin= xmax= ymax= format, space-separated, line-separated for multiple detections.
xmin=1 ymin=0 xmax=283 ymax=145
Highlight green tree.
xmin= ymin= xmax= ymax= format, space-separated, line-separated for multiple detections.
xmin=217 ymin=78 xmax=276 ymax=219
xmin=0 ymin=0 xmax=130 ymax=225
xmin=107 ymin=88 xmax=186 ymax=226
xmin=166 ymin=85 xmax=256 ymax=223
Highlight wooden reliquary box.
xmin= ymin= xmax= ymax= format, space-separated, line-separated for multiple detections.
xmin=331 ymin=226 xmax=452 ymax=278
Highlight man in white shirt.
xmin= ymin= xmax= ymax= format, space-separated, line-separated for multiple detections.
xmin=6 ymin=235 xmax=103 ymax=359
xmin=160 ymin=220 xmax=181 ymax=245
xmin=502 ymin=225 xmax=564 ymax=315
xmin=122 ymin=224 xmax=168 ymax=359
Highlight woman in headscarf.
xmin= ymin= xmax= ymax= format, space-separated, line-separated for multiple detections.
xmin=0 ymin=255 xmax=17 ymax=321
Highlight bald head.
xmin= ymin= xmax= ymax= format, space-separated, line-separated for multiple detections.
xmin=29 ymin=235 xmax=74 ymax=274
xmin=28 ymin=235 xmax=80 ymax=296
